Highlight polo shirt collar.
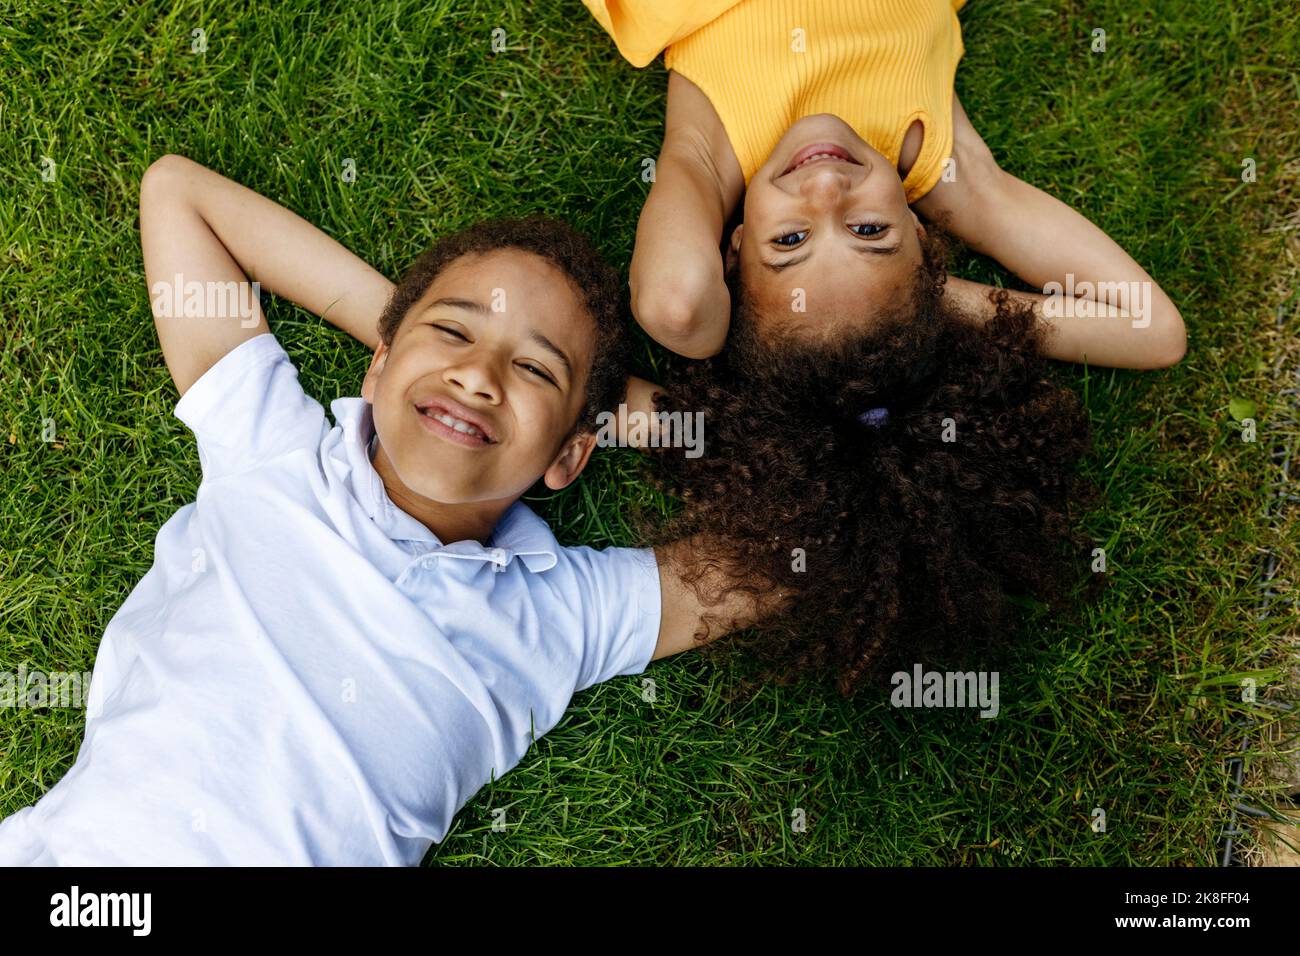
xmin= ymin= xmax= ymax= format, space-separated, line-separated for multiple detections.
xmin=488 ymin=495 xmax=560 ymax=573
xmin=328 ymin=397 xmax=558 ymax=573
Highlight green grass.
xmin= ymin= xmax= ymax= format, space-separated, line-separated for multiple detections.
xmin=1 ymin=0 xmax=1295 ymax=865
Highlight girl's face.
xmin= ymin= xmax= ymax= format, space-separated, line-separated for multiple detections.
xmin=732 ymin=114 xmax=925 ymax=340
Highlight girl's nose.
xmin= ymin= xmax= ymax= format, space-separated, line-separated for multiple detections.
xmin=799 ymin=163 xmax=859 ymax=203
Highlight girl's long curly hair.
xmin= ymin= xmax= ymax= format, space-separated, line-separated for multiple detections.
xmin=642 ymin=223 xmax=1108 ymax=699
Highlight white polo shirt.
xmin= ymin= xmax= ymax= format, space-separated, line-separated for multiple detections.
xmin=0 ymin=332 xmax=661 ymax=866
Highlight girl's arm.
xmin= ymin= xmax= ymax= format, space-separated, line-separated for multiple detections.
xmin=915 ymin=97 xmax=1187 ymax=370
xmin=630 ymin=71 xmax=744 ymax=359
xmin=141 ymin=154 xmax=392 ymax=396
xmin=614 ymin=375 xmax=669 ymax=449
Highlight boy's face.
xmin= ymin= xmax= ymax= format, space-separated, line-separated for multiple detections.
xmin=361 ymin=249 xmax=597 ymax=508
xmin=732 ymin=114 xmax=925 ymax=341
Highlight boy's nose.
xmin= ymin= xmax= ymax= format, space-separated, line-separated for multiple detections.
xmin=443 ymin=360 xmax=502 ymax=403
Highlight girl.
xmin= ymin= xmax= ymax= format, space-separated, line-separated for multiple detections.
xmin=583 ymin=0 xmax=1186 ymax=369
xmin=635 ymin=226 xmax=1110 ymax=699
xmin=591 ymin=2 xmax=1171 ymax=695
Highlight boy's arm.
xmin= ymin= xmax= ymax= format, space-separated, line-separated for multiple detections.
xmin=630 ymin=71 xmax=744 ymax=360
xmin=140 ymin=154 xmax=394 ymax=398
xmin=650 ymin=536 xmax=787 ymax=661
xmin=915 ymin=96 xmax=1187 ymax=370
xmin=615 ymin=378 xmax=784 ymax=660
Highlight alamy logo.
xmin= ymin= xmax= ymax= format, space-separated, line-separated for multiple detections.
xmin=594 ymin=403 xmax=704 ymax=459
xmin=0 ymin=666 xmax=96 ymax=714
xmin=890 ymin=664 xmax=1000 ymax=718
xmin=150 ymin=274 xmax=261 ymax=327
xmin=1041 ymin=273 xmax=1151 ymax=329
xmin=49 ymin=885 xmax=151 ymax=936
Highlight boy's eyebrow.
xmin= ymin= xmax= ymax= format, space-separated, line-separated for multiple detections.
xmin=762 ymin=243 xmax=902 ymax=272
xmin=528 ymin=331 xmax=574 ymax=385
xmin=424 ymin=297 xmax=574 ymax=385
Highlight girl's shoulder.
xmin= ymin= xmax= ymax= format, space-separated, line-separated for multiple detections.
xmin=582 ymin=0 xmax=748 ymax=68
xmin=664 ymin=70 xmax=744 ymax=209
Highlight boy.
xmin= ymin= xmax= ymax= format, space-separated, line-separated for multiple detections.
xmin=0 ymin=154 xmax=754 ymax=866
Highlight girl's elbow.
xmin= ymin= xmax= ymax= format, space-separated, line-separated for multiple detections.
xmin=1162 ymin=332 xmax=1188 ymax=367
xmin=139 ymin=154 xmax=196 ymax=209
xmin=633 ymin=287 xmax=696 ymax=341
xmin=1151 ymin=309 xmax=1187 ymax=368
xmin=632 ymin=286 xmax=721 ymax=359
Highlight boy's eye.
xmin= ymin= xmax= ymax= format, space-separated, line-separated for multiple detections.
xmin=519 ymin=362 xmax=557 ymax=386
xmin=852 ymin=223 xmax=887 ymax=237
xmin=432 ymin=323 xmax=468 ymax=340
xmin=774 ymin=230 xmax=808 ymax=247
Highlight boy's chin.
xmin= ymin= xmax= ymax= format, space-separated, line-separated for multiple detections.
xmin=414 ymin=472 xmax=538 ymax=508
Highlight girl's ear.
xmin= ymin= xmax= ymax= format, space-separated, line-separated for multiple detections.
xmin=543 ymin=430 xmax=598 ymax=491
xmin=725 ymin=223 xmax=744 ymax=274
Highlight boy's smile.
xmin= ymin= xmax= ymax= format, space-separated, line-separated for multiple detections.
xmin=360 ymin=248 xmax=598 ymax=543
xmin=415 ymin=395 xmax=499 ymax=447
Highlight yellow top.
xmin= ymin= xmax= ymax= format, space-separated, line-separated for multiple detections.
xmin=583 ymin=0 xmax=967 ymax=202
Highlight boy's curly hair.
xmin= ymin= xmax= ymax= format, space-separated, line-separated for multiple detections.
xmin=643 ymin=223 xmax=1108 ymax=699
xmin=376 ymin=214 xmax=631 ymax=432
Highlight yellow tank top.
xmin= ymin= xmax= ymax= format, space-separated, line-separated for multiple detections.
xmin=583 ymin=0 xmax=967 ymax=203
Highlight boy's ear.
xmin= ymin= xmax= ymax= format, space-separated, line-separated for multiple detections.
xmin=725 ymin=224 xmax=743 ymax=274
xmin=543 ymin=429 xmax=598 ymax=491
xmin=361 ymin=339 xmax=390 ymax=404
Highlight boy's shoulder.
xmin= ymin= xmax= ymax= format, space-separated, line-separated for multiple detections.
xmin=493 ymin=500 xmax=657 ymax=580
xmin=173 ymin=331 xmax=330 ymax=484
xmin=489 ymin=501 xmax=663 ymax=690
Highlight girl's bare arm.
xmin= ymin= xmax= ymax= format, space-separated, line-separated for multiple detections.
xmin=915 ymin=97 xmax=1186 ymax=370
xmin=630 ymin=71 xmax=744 ymax=359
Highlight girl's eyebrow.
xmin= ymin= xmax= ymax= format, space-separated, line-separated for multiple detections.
xmin=763 ymin=254 xmax=809 ymax=272
xmin=763 ymin=243 xmax=902 ymax=272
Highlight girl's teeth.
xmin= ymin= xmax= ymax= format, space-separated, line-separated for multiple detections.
xmin=796 ymin=152 xmax=844 ymax=170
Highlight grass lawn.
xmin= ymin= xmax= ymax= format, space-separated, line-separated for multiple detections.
xmin=1 ymin=0 xmax=1296 ymax=865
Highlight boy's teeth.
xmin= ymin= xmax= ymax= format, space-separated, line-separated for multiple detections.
xmin=425 ymin=408 xmax=484 ymax=438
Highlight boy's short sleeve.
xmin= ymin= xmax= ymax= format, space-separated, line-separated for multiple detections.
xmin=564 ymin=544 xmax=662 ymax=692
xmin=173 ymin=333 xmax=328 ymax=483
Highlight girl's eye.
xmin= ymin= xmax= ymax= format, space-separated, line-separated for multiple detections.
xmin=852 ymin=223 xmax=887 ymax=237
xmin=774 ymin=230 xmax=808 ymax=247
xmin=519 ymin=363 xmax=556 ymax=386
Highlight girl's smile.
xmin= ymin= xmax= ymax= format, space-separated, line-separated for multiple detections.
xmin=780 ymin=141 xmax=863 ymax=177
